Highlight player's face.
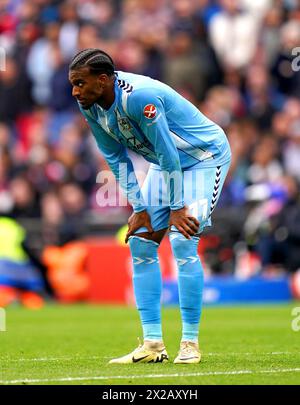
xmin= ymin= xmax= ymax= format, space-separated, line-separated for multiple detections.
xmin=69 ymin=67 xmax=106 ymax=109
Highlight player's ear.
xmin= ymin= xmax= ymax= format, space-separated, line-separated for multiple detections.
xmin=98 ymin=73 xmax=109 ymax=87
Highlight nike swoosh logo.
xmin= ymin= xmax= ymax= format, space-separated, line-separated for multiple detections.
xmin=132 ymin=355 xmax=150 ymax=363
xmin=179 ymin=356 xmax=199 ymax=361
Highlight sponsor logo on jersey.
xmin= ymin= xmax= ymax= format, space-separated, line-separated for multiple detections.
xmin=143 ymin=104 xmax=157 ymax=119
xmin=118 ymin=117 xmax=132 ymax=131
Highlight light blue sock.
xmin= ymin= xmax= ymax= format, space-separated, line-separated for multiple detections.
xmin=129 ymin=236 xmax=163 ymax=341
xmin=169 ymin=232 xmax=204 ymax=343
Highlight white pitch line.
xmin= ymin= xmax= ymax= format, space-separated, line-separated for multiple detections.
xmin=1 ymin=368 xmax=300 ymax=385
xmin=4 ymin=356 xmax=101 ymax=362
xmin=205 ymin=351 xmax=296 ymax=356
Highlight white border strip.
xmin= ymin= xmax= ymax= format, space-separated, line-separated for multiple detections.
xmin=1 ymin=368 xmax=300 ymax=385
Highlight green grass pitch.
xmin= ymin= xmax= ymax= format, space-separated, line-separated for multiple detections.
xmin=0 ymin=303 xmax=300 ymax=385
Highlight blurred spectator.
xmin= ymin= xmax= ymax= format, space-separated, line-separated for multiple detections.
xmin=0 ymin=215 xmax=52 ymax=308
xmin=56 ymin=182 xmax=88 ymax=244
xmin=9 ymin=175 xmax=40 ymax=219
xmin=255 ymin=176 xmax=300 ymax=273
xmin=221 ymin=119 xmax=258 ymax=206
xmin=171 ymin=0 xmax=199 ymax=34
xmin=281 ymin=98 xmax=300 ymax=181
xmin=244 ymin=64 xmax=284 ymax=129
xmin=247 ymin=135 xmax=283 ymax=185
xmin=116 ymin=39 xmax=151 ymax=76
xmin=40 ymin=188 xmax=88 ymax=248
xmin=0 ymin=56 xmax=33 ymax=123
xmin=59 ymin=182 xmax=87 ymax=218
xmin=261 ymin=5 xmax=284 ymax=68
xmin=26 ymin=21 xmax=60 ymax=104
xmin=58 ymin=0 xmax=79 ymax=61
xmin=121 ymin=0 xmax=171 ymax=50
xmin=77 ymin=0 xmax=120 ymax=39
xmin=200 ymin=85 xmax=242 ymax=127
xmin=208 ymin=0 xmax=260 ymax=71
xmin=76 ymin=23 xmax=99 ymax=51
xmin=48 ymin=44 xmax=74 ymax=112
xmin=271 ymin=19 xmax=300 ymax=97
xmin=13 ymin=21 xmax=40 ymax=67
xmin=40 ymin=190 xmax=64 ymax=246
xmin=0 ymin=146 xmax=13 ymax=213
xmin=163 ymin=30 xmax=206 ymax=100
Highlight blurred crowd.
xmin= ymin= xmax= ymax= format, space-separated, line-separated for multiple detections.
xmin=0 ymin=0 xmax=300 ymax=275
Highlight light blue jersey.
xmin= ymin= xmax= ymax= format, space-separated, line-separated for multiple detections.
xmin=79 ymin=71 xmax=231 ymax=212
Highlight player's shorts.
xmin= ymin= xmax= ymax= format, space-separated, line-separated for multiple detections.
xmin=135 ymin=160 xmax=231 ymax=234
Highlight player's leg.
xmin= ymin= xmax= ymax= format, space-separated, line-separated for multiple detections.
xmin=128 ymin=230 xmax=166 ymax=343
xmin=110 ymin=232 xmax=169 ymax=365
xmin=169 ymin=232 xmax=203 ymax=363
xmin=170 ymin=162 xmax=230 ymax=364
xmin=109 ymin=168 xmax=170 ymax=364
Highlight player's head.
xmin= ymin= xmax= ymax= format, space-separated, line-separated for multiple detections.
xmin=68 ymin=48 xmax=115 ymax=109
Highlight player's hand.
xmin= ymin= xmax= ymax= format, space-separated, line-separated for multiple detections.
xmin=125 ymin=210 xmax=153 ymax=243
xmin=169 ymin=206 xmax=200 ymax=239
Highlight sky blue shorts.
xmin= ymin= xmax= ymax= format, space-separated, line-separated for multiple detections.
xmin=136 ymin=160 xmax=231 ymax=234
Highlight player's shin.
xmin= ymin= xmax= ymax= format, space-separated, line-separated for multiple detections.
xmin=169 ymin=233 xmax=204 ymax=343
xmin=128 ymin=236 xmax=163 ymax=342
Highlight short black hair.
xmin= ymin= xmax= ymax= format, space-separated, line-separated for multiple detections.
xmin=69 ymin=48 xmax=115 ymax=76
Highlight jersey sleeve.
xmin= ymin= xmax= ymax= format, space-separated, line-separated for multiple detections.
xmin=80 ymin=107 xmax=146 ymax=213
xmin=127 ymin=89 xmax=184 ymax=210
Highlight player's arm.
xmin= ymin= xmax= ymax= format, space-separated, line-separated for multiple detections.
xmin=81 ymin=108 xmax=151 ymax=227
xmin=127 ymin=89 xmax=199 ymax=238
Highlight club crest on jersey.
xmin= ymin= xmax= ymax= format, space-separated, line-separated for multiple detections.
xmin=118 ymin=117 xmax=132 ymax=131
xmin=143 ymin=104 xmax=157 ymax=119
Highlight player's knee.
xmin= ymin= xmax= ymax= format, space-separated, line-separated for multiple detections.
xmin=133 ymin=229 xmax=167 ymax=245
xmin=169 ymin=232 xmax=200 ymax=262
xmin=128 ymin=235 xmax=159 ymax=258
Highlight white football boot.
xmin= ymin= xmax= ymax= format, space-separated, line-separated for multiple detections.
xmin=174 ymin=341 xmax=201 ymax=364
xmin=109 ymin=339 xmax=168 ymax=364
